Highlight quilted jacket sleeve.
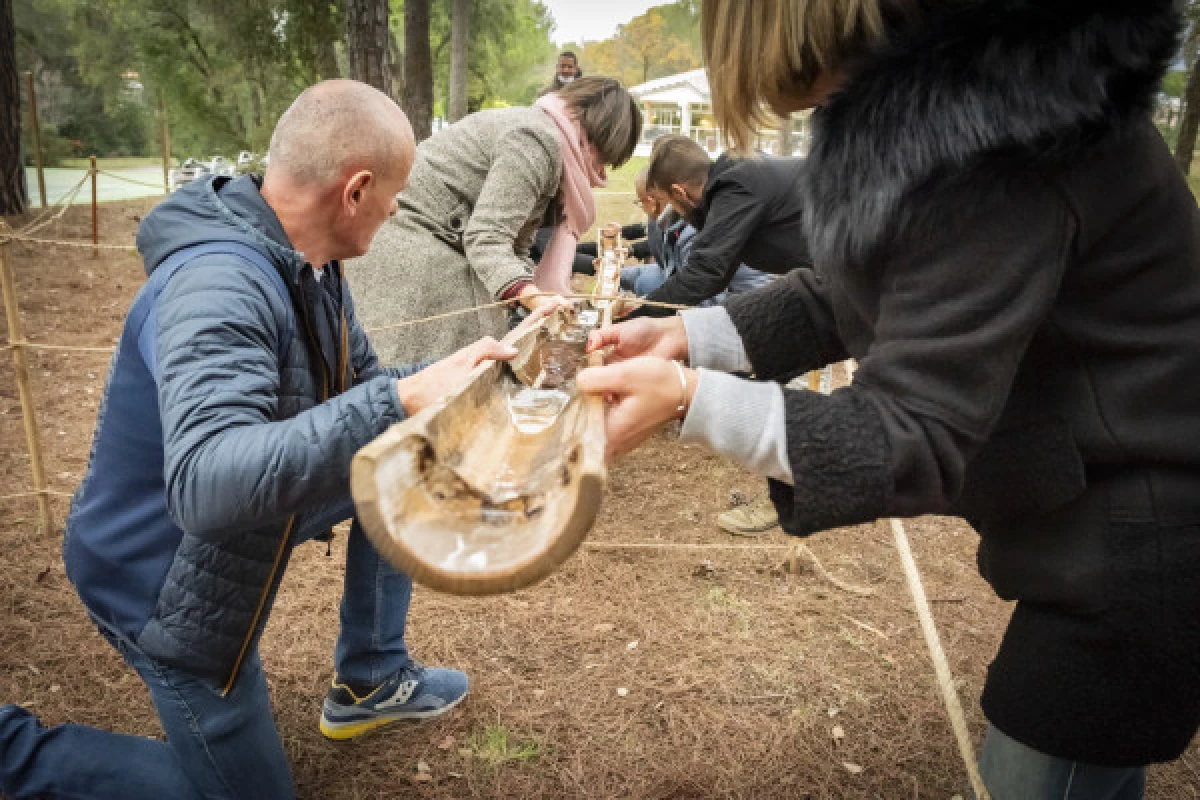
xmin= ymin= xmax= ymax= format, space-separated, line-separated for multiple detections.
xmin=156 ymin=259 xmax=408 ymax=540
xmin=343 ymin=277 xmax=426 ymax=382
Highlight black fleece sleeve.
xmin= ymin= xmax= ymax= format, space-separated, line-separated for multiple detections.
xmin=630 ymin=184 xmax=764 ymax=316
xmin=764 ymin=174 xmax=1074 ymax=535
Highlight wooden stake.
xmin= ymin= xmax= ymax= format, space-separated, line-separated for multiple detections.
xmin=159 ymin=91 xmax=171 ymax=193
xmin=24 ymin=72 xmax=47 ymax=209
xmin=90 ymin=155 xmax=98 ymax=258
xmin=0 ymin=245 xmax=55 ymax=535
xmin=841 ymin=360 xmax=989 ymax=799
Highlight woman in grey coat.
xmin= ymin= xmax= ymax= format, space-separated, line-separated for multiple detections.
xmin=350 ymin=77 xmax=642 ymax=364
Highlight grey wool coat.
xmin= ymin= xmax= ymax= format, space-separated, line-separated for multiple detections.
xmin=348 ymin=107 xmax=564 ymax=364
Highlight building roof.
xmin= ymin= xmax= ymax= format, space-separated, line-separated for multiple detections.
xmin=629 ymin=69 xmax=709 ymax=101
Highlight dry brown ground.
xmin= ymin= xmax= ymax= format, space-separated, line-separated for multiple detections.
xmin=1 ymin=202 xmax=1197 ymax=799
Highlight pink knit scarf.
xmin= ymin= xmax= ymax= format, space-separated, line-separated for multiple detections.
xmin=533 ymin=94 xmax=607 ymax=294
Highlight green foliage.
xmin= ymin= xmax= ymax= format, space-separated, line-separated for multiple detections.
xmin=15 ymin=0 xmax=156 ymax=161
xmin=413 ymin=0 xmax=556 ymax=114
xmin=18 ymin=0 xmax=554 ymax=160
xmin=1163 ymin=69 xmax=1188 ymax=99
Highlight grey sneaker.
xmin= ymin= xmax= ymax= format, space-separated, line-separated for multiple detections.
xmin=319 ymin=664 xmax=469 ymax=741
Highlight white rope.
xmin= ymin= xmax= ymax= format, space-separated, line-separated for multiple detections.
xmin=844 ymin=359 xmax=990 ymax=799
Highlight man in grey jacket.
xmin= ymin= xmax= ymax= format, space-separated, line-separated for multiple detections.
xmin=0 ymin=81 xmax=517 ymax=800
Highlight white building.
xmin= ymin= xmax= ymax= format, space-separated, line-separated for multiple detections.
xmin=629 ymin=68 xmax=808 ymax=158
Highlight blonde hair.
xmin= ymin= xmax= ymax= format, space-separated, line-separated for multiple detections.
xmin=702 ymin=0 xmax=899 ymax=152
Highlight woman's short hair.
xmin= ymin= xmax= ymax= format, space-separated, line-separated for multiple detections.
xmin=557 ymin=76 xmax=643 ymax=169
xmin=702 ymin=0 xmax=914 ymax=152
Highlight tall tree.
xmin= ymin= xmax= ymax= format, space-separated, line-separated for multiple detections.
xmin=575 ymin=4 xmax=700 ymax=89
xmin=346 ymin=0 xmax=392 ymax=95
xmin=1175 ymin=1 xmax=1200 ymax=174
xmin=404 ymin=0 xmax=434 ymax=140
xmin=1 ymin=0 xmax=28 ymax=214
xmin=448 ymin=0 xmax=470 ymax=122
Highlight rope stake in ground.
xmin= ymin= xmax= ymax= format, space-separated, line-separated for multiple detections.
xmin=843 ymin=359 xmax=990 ymax=800
xmin=0 ymin=245 xmax=55 ymax=535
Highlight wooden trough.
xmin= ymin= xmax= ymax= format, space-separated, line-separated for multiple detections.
xmin=351 ymin=227 xmax=628 ymax=595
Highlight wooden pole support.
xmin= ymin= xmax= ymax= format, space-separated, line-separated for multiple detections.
xmin=90 ymin=155 xmax=98 ymax=258
xmin=889 ymin=517 xmax=990 ymax=800
xmin=0 ymin=245 xmax=55 ymax=535
xmin=159 ymin=91 xmax=171 ymax=193
xmin=24 ymin=72 xmax=47 ymax=209
xmin=841 ymin=360 xmax=990 ymax=799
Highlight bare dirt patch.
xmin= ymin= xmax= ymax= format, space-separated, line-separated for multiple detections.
xmin=1 ymin=201 xmax=1196 ymax=798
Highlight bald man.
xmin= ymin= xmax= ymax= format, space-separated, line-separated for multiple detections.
xmin=0 ymin=80 xmax=514 ymax=800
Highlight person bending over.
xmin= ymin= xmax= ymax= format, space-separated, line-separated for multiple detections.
xmin=0 ymin=80 xmax=538 ymax=800
xmin=350 ymin=76 xmax=641 ymax=364
xmin=578 ymin=1 xmax=1200 ymax=797
xmin=625 ymin=134 xmax=800 ymax=318
xmin=533 ymin=170 xmax=661 ymax=279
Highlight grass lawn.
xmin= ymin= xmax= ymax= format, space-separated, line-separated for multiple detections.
xmin=603 ymin=155 xmax=648 ymax=193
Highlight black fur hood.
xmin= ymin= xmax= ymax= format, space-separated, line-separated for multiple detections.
xmin=804 ymin=0 xmax=1183 ymax=268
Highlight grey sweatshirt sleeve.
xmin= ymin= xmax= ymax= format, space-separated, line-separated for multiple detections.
xmin=677 ymin=306 xmax=793 ymax=483
xmin=679 ymin=369 xmax=794 ymax=484
xmin=681 ymin=306 xmax=753 ymax=373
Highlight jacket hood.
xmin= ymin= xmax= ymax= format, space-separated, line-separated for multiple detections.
xmin=136 ymin=175 xmax=305 ymax=281
xmin=805 ymin=0 xmax=1182 ymax=268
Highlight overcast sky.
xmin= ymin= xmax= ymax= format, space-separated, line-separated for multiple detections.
xmin=541 ymin=0 xmax=667 ymax=46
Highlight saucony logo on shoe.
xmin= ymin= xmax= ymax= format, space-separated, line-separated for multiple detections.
xmin=374 ymin=679 xmax=419 ymax=710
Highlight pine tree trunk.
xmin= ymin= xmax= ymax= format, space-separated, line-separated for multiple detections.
xmin=345 ymin=0 xmax=392 ymax=96
xmin=448 ymin=0 xmax=471 ymax=123
xmin=1176 ymin=58 xmax=1200 ymax=175
xmin=404 ymin=0 xmax=434 ymax=141
xmin=0 ymin=0 xmax=29 ymax=216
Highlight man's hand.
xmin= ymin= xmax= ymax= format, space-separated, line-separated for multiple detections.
xmin=586 ymin=316 xmax=688 ymax=363
xmin=396 ymin=337 xmax=518 ymax=416
xmin=576 ymin=357 xmax=698 ymax=460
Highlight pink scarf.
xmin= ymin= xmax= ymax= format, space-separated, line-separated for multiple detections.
xmin=533 ymin=94 xmax=607 ymax=294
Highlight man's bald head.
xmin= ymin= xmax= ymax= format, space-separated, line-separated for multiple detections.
xmin=267 ymin=80 xmax=414 ymax=188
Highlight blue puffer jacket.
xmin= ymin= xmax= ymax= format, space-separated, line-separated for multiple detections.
xmin=64 ymin=175 xmax=414 ymax=692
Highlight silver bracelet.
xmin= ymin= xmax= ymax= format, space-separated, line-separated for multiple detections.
xmin=671 ymin=359 xmax=689 ymax=415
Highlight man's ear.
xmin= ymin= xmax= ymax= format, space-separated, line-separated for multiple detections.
xmin=343 ymin=171 xmax=373 ymax=215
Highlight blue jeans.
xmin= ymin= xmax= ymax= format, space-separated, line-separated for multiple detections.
xmin=978 ymin=725 xmax=1146 ymax=800
xmin=620 ymin=263 xmax=667 ymax=296
xmin=0 ymin=517 xmax=413 ymax=800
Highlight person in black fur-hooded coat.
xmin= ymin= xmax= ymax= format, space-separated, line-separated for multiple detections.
xmin=574 ymin=0 xmax=1200 ymax=795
